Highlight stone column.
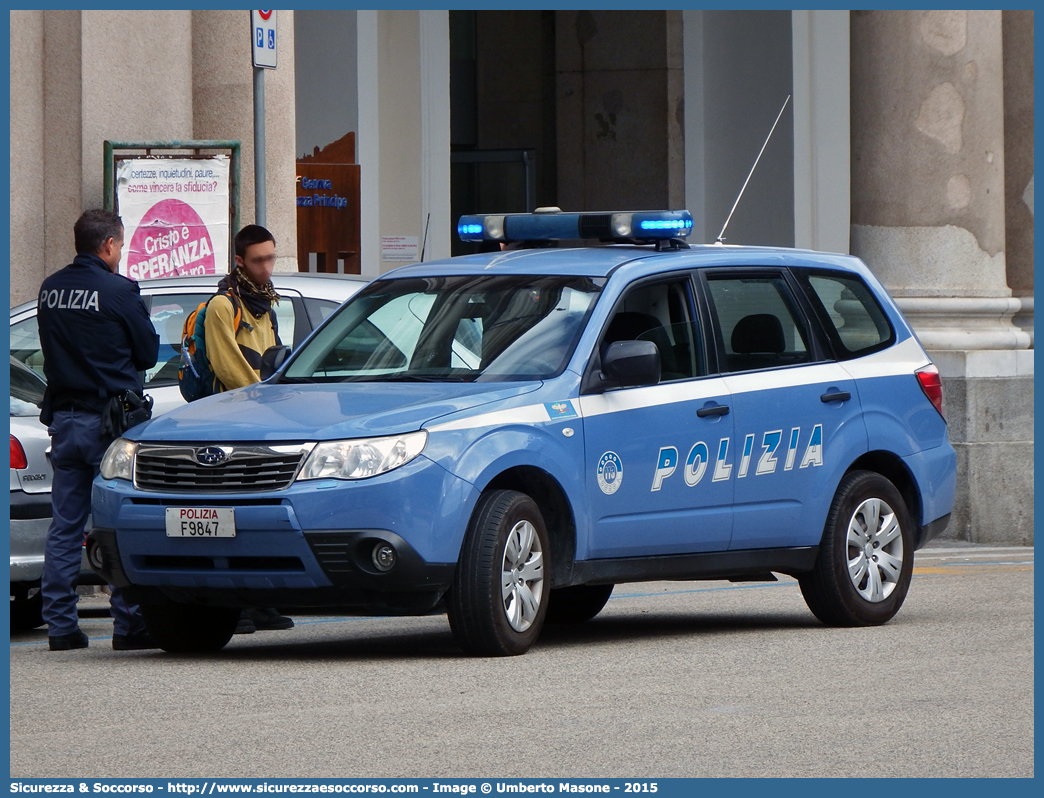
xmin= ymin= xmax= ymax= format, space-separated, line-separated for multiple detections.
xmin=40 ymin=11 xmax=83 ymax=286
xmin=376 ymin=11 xmax=423 ymax=273
xmin=557 ymin=10 xmax=684 ymax=212
xmin=1002 ymin=10 xmax=1034 ymax=346
xmin=10 ymin=10 xmax=47 ymax=305
xmin=851 ymin=10 xmax=1032 ymax=545
xmin=851 ymin=10 xmax=1027 ymax=350
xmin=365 ymin=10 xmax=451 ymax=274
xmin=193 ymin=10 xmax=298 ymax=272
xmin=81 ymin=11 xmax=194 ymax=206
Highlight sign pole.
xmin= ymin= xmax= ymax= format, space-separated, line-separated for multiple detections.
xmin=253 ymin=66 xmax=266 ymax=228
xmin=250 ymin=10 xmax=277 ymax=228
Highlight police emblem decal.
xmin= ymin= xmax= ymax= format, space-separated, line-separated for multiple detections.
xmin=597 ymin=451 xmax=623 ymax=495
xmin=544 ymin=400 xmax=578 ymax=420
xmin=195 ymin=446 xmax=228 ymax=466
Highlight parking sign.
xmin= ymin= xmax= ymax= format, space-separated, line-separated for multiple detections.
xmin=251 ymin=10 xmax=277 ymax=69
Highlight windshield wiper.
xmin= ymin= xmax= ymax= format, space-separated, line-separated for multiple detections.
xmin=362 ymin=373 xmax=473 ymax=383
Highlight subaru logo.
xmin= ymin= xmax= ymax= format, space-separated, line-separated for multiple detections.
xmin=195 ymin=446 xmax=228 ymax=466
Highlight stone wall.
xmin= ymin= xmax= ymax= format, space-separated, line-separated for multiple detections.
xmin=934 ymin=351 xmax=1034 ymax=545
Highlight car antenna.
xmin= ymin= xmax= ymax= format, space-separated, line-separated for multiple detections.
xmin=715 ymin=94 xmax=791 ymax=245
xmin=420 ymin=212 xmax=431 ymax=261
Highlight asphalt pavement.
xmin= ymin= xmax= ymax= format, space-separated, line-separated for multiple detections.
xmin=9 ymin=543 xmax=1034 ymax=778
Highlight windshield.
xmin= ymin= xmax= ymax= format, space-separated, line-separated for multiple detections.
xmin=282 ymin=275 xmax=603 ymax=383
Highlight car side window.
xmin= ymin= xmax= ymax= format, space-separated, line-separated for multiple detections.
xmin=303 ymin=298 xmax=341 ymax=327
xmin=273 ymin=297 xmax=296 ymax=346
xmin=705 ymin=274 xmax=813 ymax=373
xmin=147 ymin=293 xmax=298 ymax=386
xmin=802 ymin=272 xmax=894 ymax=359
xmin=147 ymin=294 xmax=211 ymax=387
xmin=599 ymin=279 xmax=704 ymax=382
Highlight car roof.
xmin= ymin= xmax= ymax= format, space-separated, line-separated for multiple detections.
xmin=141 ymin=272 xmax=367 ymax=293
xmin=10 ymin=272 xmax=368 ymax=315
xmin=379 ymin=243 xmax=871 ymax=282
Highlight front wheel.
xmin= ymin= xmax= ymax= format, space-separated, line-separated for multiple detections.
xmin=141 ymin=602 xmax=239 ymax=653
xmin=447 ymin=490 xmax=550 ymax=656
xmin=799 ymin=470 xmax=914 ymax=626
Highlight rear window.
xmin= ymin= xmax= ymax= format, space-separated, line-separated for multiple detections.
xmin=10 ymin=360 xmax=45 ymax=416
xmin=798 ymin=271 xmax=894 ymax=359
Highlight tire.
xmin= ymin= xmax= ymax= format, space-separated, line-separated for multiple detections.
xmin=799 ymin=470 xmax=914 ymax=626
xmin=141 ymin=602 xmax=239 ymax=653
xmin=447 ymin=490 xmax=550 ymax=656
xmin=545 ymin=584 xmax=614 ymax=624
xmin=10 ymin=587 xmax=44 ymax=631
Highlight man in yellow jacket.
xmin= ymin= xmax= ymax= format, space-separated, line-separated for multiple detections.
xmin=205 ymin=224 xmax=281 ymax=391
xmin=205 ymin=224 xmax=294 ymax=634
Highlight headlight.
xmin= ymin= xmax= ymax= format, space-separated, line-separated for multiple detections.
xmin=100 ymin=438 xmax=137 ymax=481
xmin=298 ymin=431 xmax=427 ymax=481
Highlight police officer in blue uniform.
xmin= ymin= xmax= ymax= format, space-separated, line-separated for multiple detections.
xmin=37 ymin=209 xmax=160 ymax=651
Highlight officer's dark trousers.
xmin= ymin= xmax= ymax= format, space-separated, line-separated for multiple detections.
xmin=41 ymin=410 xmax=145 ymax=639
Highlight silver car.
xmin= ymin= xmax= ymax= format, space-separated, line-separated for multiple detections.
xmin=11 ymin=272 xmax=367 ymax=414
xmin=8 ymin=273 xmax=366 ymax=629
xmin=10 ymin=358 xmax=59 ymax=629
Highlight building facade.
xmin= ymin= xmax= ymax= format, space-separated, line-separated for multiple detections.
xmin=9 ymin=9 xmax=1033 ymax=543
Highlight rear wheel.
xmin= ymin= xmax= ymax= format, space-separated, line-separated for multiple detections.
xmin=141 ymin=602 xmax=239 ymax=653
xmin=545 ymin=584 xmax=614 ymax=624
xmin=10 ymin=586 xmax=44 ymax=631
xmin=448 ymin=490 xmax=549 ymax=656
xmin=799 ymin=470 xmax=914 ymax=626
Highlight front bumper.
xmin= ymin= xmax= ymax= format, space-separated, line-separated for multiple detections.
xmin=89 ymin=526 xmax=456 ymax=612
xmin=89 ymin=454 xmax=473 ymax=611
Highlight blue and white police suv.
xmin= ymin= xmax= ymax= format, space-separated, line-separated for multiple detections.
xmin=89 ymin=210 xmax=956 ymax=656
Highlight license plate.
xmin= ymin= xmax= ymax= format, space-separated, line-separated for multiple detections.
xmin=165 ymin=507 xmax=236 ymax=538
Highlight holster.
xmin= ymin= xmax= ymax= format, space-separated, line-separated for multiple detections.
xmin=100 ymin=390 xmax=154 ymax=438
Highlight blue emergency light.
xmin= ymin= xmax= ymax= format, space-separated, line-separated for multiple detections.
xmin=456 ymin=209 xmax=693 ymax=244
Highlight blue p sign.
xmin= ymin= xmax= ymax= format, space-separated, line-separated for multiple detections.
xmin=256 ymin=27 xmax=263 ymax=48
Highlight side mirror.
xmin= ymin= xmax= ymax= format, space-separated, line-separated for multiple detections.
xmin=259 ymin=345 xmax=290 ymax=380
xmin=601 ymin=340 xmax=660 ymax=388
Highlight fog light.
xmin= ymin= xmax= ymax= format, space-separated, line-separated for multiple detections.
xmin=372 ymin=543 xmax=397 ymax=572
xmin=87 ymin=540 xmax=104 ymax=571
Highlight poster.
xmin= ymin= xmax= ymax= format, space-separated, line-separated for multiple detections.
xmin=381 ymin=235 xmax=419 ymax=262
xmin=115 ymin=156 xmax=230 ymax=281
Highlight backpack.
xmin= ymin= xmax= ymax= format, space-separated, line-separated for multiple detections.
xmin=177 ymin=291 xmax=244 ymax=402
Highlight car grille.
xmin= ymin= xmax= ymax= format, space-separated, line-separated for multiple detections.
xmin=134 ymin=443 xmax=314 ymax=493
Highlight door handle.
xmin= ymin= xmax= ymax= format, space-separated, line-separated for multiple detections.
xmin=820 ymin=391 xmax=851 ymax=403
xmin=696 ymin=404 xmax=730 ymax=418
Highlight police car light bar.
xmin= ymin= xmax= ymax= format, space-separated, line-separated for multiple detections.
xmin=456 ymin=209 xmax=693 ymax=244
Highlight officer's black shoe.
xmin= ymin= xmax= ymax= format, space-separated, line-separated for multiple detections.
xmin=112 ymin=631 xmax=158 ymax=651
xmin=48 ymin=630 xmax=89 ymax=651
xmin=247 ymin=607 xmax=294 ymax=631
xmin=234 ymin=610 xmax=256 ymax=635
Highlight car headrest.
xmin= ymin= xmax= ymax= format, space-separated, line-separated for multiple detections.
xmin=604 ymin=311 xmax=662 ymax=344
xmin=732 ymin=314 xmax=785 ymax=354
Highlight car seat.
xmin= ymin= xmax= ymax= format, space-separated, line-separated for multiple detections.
xmin=729 ymin=313 xmax=785 ymax=371
xmin=602 ymin=311 xmax=680 ymax=378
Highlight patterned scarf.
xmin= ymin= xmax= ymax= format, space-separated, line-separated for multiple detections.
xmin=218 ymin=263 xmax=280 ymax=318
